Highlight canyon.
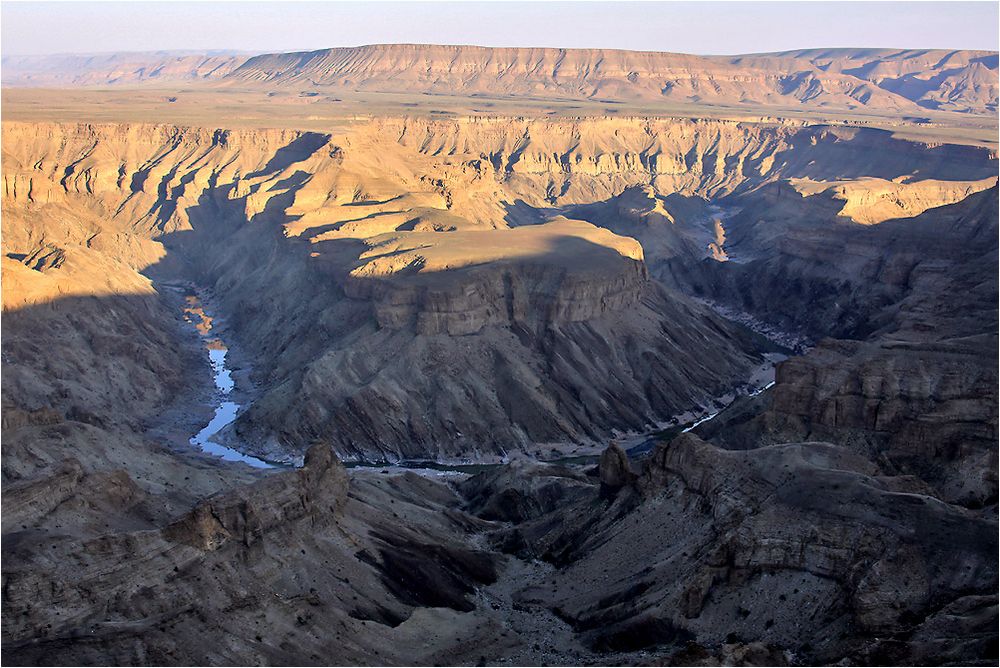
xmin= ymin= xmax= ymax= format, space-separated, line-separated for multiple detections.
xmin=1 ymin=42 xmax=998 ymax=666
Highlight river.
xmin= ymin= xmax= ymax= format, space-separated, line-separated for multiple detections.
xmin=180 ymin=290 xmax=275 ymax=469
xmin=171 ymin=286 xmax=789 ymax=472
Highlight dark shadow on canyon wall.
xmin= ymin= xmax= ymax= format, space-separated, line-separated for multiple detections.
xmin=2 ymin=127 xmax=999 ymax=667
xmin=659 ymin=184 xmax=997 ymax=340
xmin=246 ymin=132 xmax=331 ymax=178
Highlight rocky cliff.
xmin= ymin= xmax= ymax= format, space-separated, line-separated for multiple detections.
xmin=6 ymin=45 xmax=997 ymax=114
xmin=4 ymin=117 xmax=995 ymax=461
xmin=2 ymin=83 xmax=998 ymax=666
xmin=6 ymin=113 xmax=998 ymax=466
xmin=0 ymin=119 xmax=769 ymax=460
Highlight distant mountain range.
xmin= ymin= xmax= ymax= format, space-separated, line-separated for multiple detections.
xmin=3 ymin=44 xmax=997 ymax=114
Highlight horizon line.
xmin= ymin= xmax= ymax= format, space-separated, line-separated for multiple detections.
xmin=4 ymin=42 xmax=998 ymax=60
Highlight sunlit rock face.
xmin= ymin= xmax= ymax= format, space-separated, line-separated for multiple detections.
xmin=6 ymin=45 xmax=996 ymax=114
xmin=340 ymin=219 xmax=648 ymax=335
xmin=1 ymin=66 xmax=997 ymax=666
xmin=3 ymin=115 xmax=996 ymax=461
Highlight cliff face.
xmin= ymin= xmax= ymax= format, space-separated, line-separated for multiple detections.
xmin=4 ymin=118 xmax=993 ymax=223
xmin=369 ymin=116 xmax=996 ymax=201
xmin=2 ymin=119 xmax=777 ymax=460
xmin=2 ymin=117 xmax=995 ymax=463
xmin=3 ymin=97 xmax=998 ymax=665
xmin=6 ymin=45 xmax=996 ymax=114
xmin=763 ymin=338 xmax=998 ymax=505
xmin=339 ymin=220 xmax=649 ymax=335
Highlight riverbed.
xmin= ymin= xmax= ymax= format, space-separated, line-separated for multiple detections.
xmin=176 ymin=286 xmax=275 ymax=469
xmin=163 ymin=284 xmax=792 ymax=473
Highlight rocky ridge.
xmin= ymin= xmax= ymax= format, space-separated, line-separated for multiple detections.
xmin=2 ymin=105 xmax=997 ymax=666
xmin=456 ymin=435 xmax=998 ymax=664
xmin=5 ymin=45 xmax=997 ymax=115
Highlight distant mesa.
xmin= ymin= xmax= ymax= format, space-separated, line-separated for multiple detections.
xmin=2 ymin=44 xmax=997 ymax=115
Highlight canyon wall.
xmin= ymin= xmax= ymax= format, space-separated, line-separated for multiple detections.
xmin=2 ymin=101 xmax=998 ymax=665
xmin=3 ymin=117 xmax=996 ymax=461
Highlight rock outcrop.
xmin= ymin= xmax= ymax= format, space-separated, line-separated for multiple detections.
xmin=469 ymin=434 xmax=998 ymax=664
xmin=598 ymin=441 xmax=636 ymax=493
xmin=163 ymin=442 xmax=348 ymax=550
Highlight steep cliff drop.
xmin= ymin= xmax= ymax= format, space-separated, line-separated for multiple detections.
xmin=2 ymin=62 xmax=997 ymax=666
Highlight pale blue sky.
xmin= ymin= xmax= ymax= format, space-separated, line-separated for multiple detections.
xmin=2 ymin=1 xmax=997 ymax=57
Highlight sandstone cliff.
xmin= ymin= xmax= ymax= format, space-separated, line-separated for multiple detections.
xmin=6 ymin=45 xmax=996 ymax=115
xmin=2 ymin=88 xmax=998 ymax=666
xmin=4 ymin=117 xmax=995 ymax=461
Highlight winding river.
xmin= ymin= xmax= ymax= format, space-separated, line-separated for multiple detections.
xmin=175 ymin=287 xmax=788 ymax=472
xmin=182 ymin=291 xmax=275 ymax=469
